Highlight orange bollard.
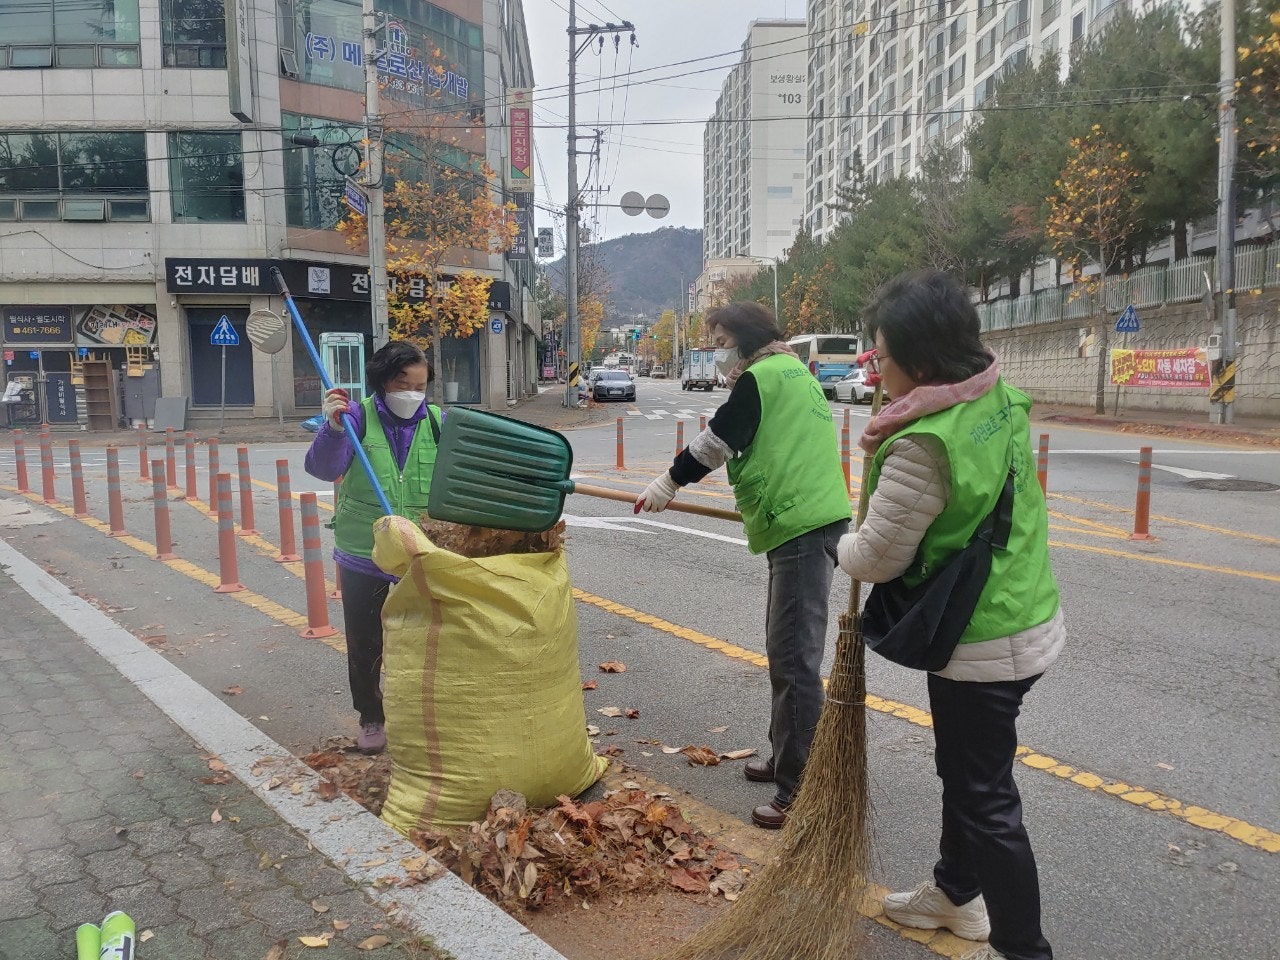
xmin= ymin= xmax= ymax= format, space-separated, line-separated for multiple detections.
xmin=1131 ymin=446 xmax=1155 ymax=541
xmin=164 ymin=428 xmax=178 ymax=490
xmin=184 ymin=432 xmax=198 ymax=501
xmin=213 ymin=473 xmax=245 ymax=593
xmin=106 ymin=446 xmax=126 ymax=536
xmin=841 ymin=422 xmax=852 ymax=493
xmin=69 ymin=439 xmax=89 ymax=518
xmin=675 ymin=420 xmax=684 ymax=455
xmin=151 ymin=459 xmax=176 ymax=560
xmin=700 ymin=414 xmax=707 ymax=432
xmin=616 ymin=418 xmax=626 ymax=470
xmin=207 ymin=438 xmax=220 ymax=518
xmin=39 ymin=427 xmax=56 ymax=504
xmin=1037 ymin=433 xmax=1050 ymax=496
xmin=236 ymin=446 xmax=257 ymax=536
xmin=137 ymin=423 xmax=150 ymax=481
xmin=298 ymin=493 xmax=337 ymax=638
xmin=843 ymin=406 xmax=850 ymax=433
xmin=13 ymin=430 xmax=29 ymax=493
xmin=274 ymin=459 xmax=301 ymax=562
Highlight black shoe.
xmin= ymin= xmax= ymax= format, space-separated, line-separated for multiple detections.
xmin=744 ymin=757 xmax=775 ymax=783
xmin=751 ymin=799 xmax=790 ymax=829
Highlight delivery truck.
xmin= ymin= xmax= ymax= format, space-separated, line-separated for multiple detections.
xmin=681 ymin=349 xmax=717 ymax=391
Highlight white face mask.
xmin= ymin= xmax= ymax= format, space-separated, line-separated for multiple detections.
xmin=714 ymin=347 xmax=740 ymax=377
xmin=384 ymin=390 xmax=425 ymax=419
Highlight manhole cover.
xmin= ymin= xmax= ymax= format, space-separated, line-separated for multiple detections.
xmin=1187 ymin=479 xmax=1280 ymax=492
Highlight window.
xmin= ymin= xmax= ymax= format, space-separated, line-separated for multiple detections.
xmin=168 ymin=131 xmax=245 ymax=223
xmin=0 ymin=131 xmax=148 ymax=221
xmin=162 ymin=0 xmax=226 ymax=66
xmin=976 ymin=26 xmax=997 ymax=69
xmin=282 ymin=113 xmax=363 ymax=230
xmin=0 ymin=0 xmax=140 ymax=68
xmin=1071 ymin=12 xmax=1084 ymax=41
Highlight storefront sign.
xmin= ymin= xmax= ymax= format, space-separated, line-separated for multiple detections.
xmin=166 ymin=259 xmax=514 ymax=311
xmin=302 ymin=20 xmax=468 ymax=104
xmin=44 ymin=372 xmax=78 ymax=423
xmin=2 ymin=306 xmax=73 ymax=344
xmin=75 ymin=304 xmax=157 ymax=346
xmin=1110 ymin=348 xmax=1210 ymax=389
xmin=508 ymin=89 xmax=533 ymax=193
xmin=508 ymin=193 xmax=532 ymax=262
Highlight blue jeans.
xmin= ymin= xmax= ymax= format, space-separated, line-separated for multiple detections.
xmin=764 ymin=519 xmax=848 ymax=806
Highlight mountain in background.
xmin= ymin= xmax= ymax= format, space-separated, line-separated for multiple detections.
xmin=546 ymin=226 xmax=703 ymax=321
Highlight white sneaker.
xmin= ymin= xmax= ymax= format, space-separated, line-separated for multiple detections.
xmin=959 ymin=947 xmax=1006 ymax=960
xmin=882 ymin=881 xmax=991 ymax=941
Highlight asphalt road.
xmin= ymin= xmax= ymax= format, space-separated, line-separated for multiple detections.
xmin=2 ymin=380 xmax=1277 ymax=960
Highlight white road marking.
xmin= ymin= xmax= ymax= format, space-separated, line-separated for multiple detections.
xmin=562 ymin=514 xmax=658 ymax=533
xmin=618 ymin=516 xmax=748 ymax=547
xmin=1046 ymin=449 xmax=1274 ymax=455
xmin=1131 ymin=462 xmax=1236 ymax=481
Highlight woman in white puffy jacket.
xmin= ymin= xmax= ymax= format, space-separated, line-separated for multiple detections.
xmin=839 ymin=269 xmax=1064 ymax=960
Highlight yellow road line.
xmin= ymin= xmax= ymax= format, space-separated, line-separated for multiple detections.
xmin=2 ymin=486 xmax=346 ymax=654
xmin=1047 ymin=522 xmax=1130 ymax=541
xmin=1049 ymin=493 xmax=1280 ymax=546
xmin=573 ymin=587 xmax=1280 ymax=855
xmin=1047 ymin=509 xmax=1131 ymax=538
xmin=1047 ymin=539 xmax=1280 ymax=584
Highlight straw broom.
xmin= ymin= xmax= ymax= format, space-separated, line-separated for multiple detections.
xmin=655 ymin=386 xmax=884 ymax=960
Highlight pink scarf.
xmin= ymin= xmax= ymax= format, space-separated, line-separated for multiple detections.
xmin=727 ymin=341 xmax=800 ymax=388
xmin=860 ymin=353 xmax=1001 ymax=454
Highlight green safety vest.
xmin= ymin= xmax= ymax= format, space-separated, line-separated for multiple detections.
xmin=868 ymin=379 xmax=1059 ymax=644
xmin=333 ymin=396 xmax=441 ymax=559
xmin=726 ymin=353 xmax=852 ymax=555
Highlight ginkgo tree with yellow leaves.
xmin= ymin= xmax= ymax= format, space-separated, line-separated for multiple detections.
xmin=338 ymin=134 xmax=519 ymax=398
xmin=1238 ymin=8 xmax=1280 ymax=174
xmin=1046 ymin=125 xmax=1143 ymax=413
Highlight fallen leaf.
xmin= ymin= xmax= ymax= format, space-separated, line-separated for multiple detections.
xmin=130 ymin=770 xmax=145 ymax=779
xmin=291 ymin=782 xmax=303 ymax=795
xmin=210 ymin=808 xmax=223 ymax=823
xmin=598 ymin=661 xmax=627 ymax=673
xmin=222 ymin=685 xmax=244 ymax=696
xmin=661 ymin=745 xmax=683 ymax=754
xmin=601 ymin=744 xmax=624 ymax=757
xmin=668 ymin=866 xmax=711 ymax=893
xmin=259 ymin=852 xmax=274 ymax=870
xmin=597 ymin=707 xmax=624 ymax=718
xmin=605 ymin=634 xmax=615 ymax=640
xmin=709 ymin=867 xmax=748 ymax=901
xmin=139 ymin=930 xmax=154 ymax=943
xmin=708 ymin=725 xmax=729 ymax=733
xmin=332 ymin=920 xmax=350 ymax=932
xmin=586 ymin=724 xmax=601 ymax=736
xmin=358 ymin=935 xmax=391 ymax=950
xmin=266 ymin=776 xmax=285 ymax=790
xmin=581 ymin=680 xmax=598 ymax=691
xmin=719 ymin=748 xmax=757 ymax=761
xmin=259 ymin=715 xmax=271 ymax=721
xmin=311 ymin=900 xmax=330 ymax=914
xmin=208 ymin=758 xmax=229 ymax=772
xmin=298 ymin=934 xmax=331 ymax=947
xmin=114 ymin=826 xmax=128 ymax=836
xmin=1156 ymin=762 xmax=1174 ymax=771
xmin=315 ymin=778 xmax=340 ymax=801
xmin=266 ymin=941 xmax=288 ymax=960
xmin=359 ymin=857 xmax=388 ymax=868
xmin=140 ymin=634 xmax=167 ymax=646
xmin=197 ymin=773 xmax=232 ymax=785
xmin=680 ymin=745 xmax=720 ymax=767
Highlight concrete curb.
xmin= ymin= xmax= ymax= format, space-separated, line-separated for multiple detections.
xmin=0 ymin=535 xmax=565 ymax=960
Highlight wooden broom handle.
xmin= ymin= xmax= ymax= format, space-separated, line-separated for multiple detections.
xmin=573 ymin=483 xmax=742 ymax=522
xmin=848 ymin=383 xmax=885 ymax=617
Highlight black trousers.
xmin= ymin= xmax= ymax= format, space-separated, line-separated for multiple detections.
xmin=929 ymin=672 xmax=1053 ymax=960
xmin=338 ymin=568 xmax=390 ymax=725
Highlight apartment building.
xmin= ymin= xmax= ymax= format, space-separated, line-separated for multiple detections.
xmin=0 ymin=0 xmax=538 ymax=427
xmin=702 ymin=19 xmax=808 ymax=264
xmin=803 ymin=0 xmax=1129 ymax=240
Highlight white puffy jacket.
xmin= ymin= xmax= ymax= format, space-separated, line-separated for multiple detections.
xmin=838 ymin=435 xmax=1065 ymax=683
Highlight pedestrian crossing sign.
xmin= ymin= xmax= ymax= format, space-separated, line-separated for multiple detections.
xmin=1115 ymin=305 xmax=1139 ymax=333
xmin=210 ymin=315 xmax=240 ymax=346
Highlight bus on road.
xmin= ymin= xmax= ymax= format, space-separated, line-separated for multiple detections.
xmin=787 ymin=334 xmax=864 ymax=398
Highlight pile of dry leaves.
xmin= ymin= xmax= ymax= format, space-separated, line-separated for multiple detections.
xmin=300 ymin=739 xmax=393 ymax=816
xmin=417 ymin=516 xmax=567 ymax=557
xmin=409 ymin=788 xmax=747 ymax=912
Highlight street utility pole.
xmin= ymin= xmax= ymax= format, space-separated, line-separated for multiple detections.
xmin=362 ymin=0 xmax=389 ymax=349
xmin=1213 ymin=0 xmax=1238 ymax=424
xmin=564 ymin=5 xmax=636 ymax=407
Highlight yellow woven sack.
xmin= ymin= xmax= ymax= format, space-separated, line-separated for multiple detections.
xmin=372 ymin=516 xmax=607 ymax=832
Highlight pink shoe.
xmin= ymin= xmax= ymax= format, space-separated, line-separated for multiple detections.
xmin=357 ymin=721 xmax=386 ymax=754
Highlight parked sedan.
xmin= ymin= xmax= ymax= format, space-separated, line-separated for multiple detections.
xmin=833 ymin=367 xmax=875 ymax=404
xmin=592 ymin=369 xmax=637 ymax=402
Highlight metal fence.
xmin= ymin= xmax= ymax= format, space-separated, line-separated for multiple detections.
xmin=975 ymin=246 xmax=1279 ymax=332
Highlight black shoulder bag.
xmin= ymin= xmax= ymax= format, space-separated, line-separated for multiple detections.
xmin=860 ymin=464 xmax=1016 ymax=672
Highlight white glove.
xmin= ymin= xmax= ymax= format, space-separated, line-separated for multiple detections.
xmin=635 ymin=473 xmax=679 ymax=513
xmin=837 ymin=530 xmax=859 ymax=576
xmin=322 ymin=388 xmax=351 ymax=432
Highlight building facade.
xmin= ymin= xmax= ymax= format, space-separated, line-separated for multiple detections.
xmin=0 ymin=0 xmax=538 ymax=428
xmin=803 ymin=0 xmax=1128 ymax=241
xmin=702 ymin=19 xmax=808 ymax=264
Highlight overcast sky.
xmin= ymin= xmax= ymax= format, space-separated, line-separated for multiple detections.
xmin=523 ymin=0 xmax=798 ymax=251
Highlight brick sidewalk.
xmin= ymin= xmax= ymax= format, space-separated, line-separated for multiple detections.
xmin=0 ymin=573 xmax=433 ymax=959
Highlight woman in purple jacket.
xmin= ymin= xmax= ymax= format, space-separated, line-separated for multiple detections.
xmin=304 ymin=340 xmax=442 ymax=753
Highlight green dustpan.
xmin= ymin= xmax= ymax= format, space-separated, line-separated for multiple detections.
xmin=428 ymin=407 xmax=742 ymax=532
xmin=428 ymin=407 xmax=576 ymax=532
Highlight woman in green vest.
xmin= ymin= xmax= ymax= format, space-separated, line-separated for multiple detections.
xmin=839 ymin=270 xmax=1063 ymax=960
xmin=304 ymin=340 xmax=441 ymax=755
xmin=634 ymin=301 xmax=851 ymax=830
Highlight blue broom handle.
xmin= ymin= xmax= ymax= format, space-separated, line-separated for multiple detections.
xmin=269 ymin=267 xmax=394 ymax=516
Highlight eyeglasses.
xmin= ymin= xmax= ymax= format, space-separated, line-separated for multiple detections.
xmin=864 ymin=351 xmax=890 ymax=375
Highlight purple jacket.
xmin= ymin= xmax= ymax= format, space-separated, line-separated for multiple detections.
xmin=304 ymin=395 xmax=433 ymax=581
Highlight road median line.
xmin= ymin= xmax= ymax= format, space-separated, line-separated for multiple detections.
xmin=573 ymin=587 xmax=1280 ymax=855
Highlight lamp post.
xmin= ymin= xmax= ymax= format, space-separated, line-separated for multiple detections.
xmin=737 ymin=252 xmax=780 ymax=321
